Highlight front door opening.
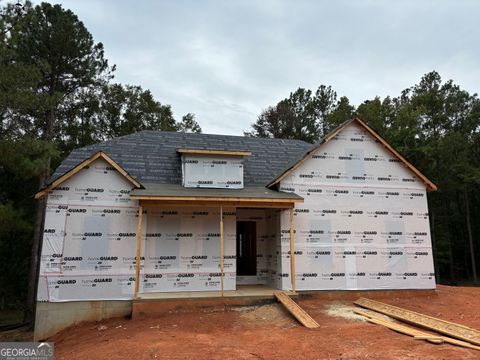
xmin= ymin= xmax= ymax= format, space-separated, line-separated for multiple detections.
xmin=236 ymin=221 xmax=257 ymax=276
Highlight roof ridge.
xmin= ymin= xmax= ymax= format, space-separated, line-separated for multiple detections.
xmin=131 ymin=129 xmax=313 ymax=144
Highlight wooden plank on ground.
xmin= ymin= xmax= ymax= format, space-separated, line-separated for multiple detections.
xmin=355 ymin=309 xmax=444 ymax=344
xmin=354 ymin=308 xmax=480 ymax=351
xmin=354 ymin=297 xmax=480 ymax=346
xmin=275 ymin=292 xmax=319 ymax=328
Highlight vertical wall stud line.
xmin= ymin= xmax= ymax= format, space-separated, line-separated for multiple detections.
xmin=134 ymin=203 xmax=143 ymax=300
xmin=289 ymin=207 xmax=296 ymax=294
xmin=220 ymin=206 xmax=224 ymax=297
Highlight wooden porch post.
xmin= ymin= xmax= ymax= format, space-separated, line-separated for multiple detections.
xmin=289 ymin=207 xmax=296 ymax=294
xmin=220 ymin=206 xmax=224 ymax=297
xmin=134 ymin=203 xmax=143 ymax=299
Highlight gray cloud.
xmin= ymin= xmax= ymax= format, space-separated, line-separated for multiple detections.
xmin=52 ymin=0 xmax=480 ymax=135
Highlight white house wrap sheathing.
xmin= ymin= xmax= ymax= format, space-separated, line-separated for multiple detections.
xmin=37 ymin=159 xmax=140 ymax=301
xmin=278 ymin=122 xmax=435 ymax=290
xmin=265 ymin=210 xmax=283 ymax=289
xmin=181 ymin=154 xmax=244 ymax=188
xmin=37 ymin=159 xmax=237 ymax=302
xmin=140 ymin=206 xmax=236 ymax=293
xmin=37 ymin=121 xmax=436 ymax=302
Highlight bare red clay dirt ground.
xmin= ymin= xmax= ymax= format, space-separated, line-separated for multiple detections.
xmin=50 ymin=285 xmax=480 ymax=359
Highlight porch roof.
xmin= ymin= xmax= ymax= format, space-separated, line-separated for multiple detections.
xmin=129 ymin=183 xmax=303 ymax=208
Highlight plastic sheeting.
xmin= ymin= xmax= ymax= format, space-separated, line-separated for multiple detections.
xmin=278 ymin=122 xmax=435 ymax=290
xmin=181 ymin=154 xmax=244 ymax=188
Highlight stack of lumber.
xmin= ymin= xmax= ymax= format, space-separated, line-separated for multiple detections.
xmin=353 ymin=297 xmax=480 ymax=351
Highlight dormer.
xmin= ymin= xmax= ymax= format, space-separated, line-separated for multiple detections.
xmin=177 ymin=148 xmax=251 ymax=189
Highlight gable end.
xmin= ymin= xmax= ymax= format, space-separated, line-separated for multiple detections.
xmin=35 ymin=151 xmax=143 ymax=199
xmin=268 ymin=118 xmax=437 ymax=191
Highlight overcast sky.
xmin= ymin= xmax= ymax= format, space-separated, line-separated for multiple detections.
xmin=52 ymin=0 xmax=479 ymax=135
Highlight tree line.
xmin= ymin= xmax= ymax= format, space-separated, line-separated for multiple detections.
xmin=0 ymin=1 xmax=201 ymax=323
xmin=1 ymin=1 xmax=478 ymax=326
xmin=250 ymin=72 xmax=480 ymax=286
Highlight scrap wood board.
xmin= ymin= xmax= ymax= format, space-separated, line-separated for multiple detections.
xmin=354 ymin=308 xmax=480 ymax=351
xmin=275 ymin=292 xmax=319 ymax=328
xmin=354 ymin=297 xmax=480 ymax=346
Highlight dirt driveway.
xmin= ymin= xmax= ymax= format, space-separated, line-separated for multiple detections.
xmin=49 ymin=285 xmax=480 ymax=359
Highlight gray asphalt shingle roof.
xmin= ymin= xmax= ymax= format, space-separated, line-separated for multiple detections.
xmin=49 ymin=130 xmax=314 ymax=187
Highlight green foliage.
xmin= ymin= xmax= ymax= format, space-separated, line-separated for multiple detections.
xmin=0 ymin=138 xmax=59 ymax=179
xmin=0 ymin=203 xmax=32 ymax=310
xmin=58 ymin=84 xmax=202 ymax=152
xmin=251 ymin=85 xmax=354 ymax=141
xmin=0 ymin=203 xmax=31 ymax=235
xmin=177 ymin=113 xmax=202 ymax=133
xmin=96 ymin=84 xmax=177 ymax=139
xmin=3 ymin=1 xmax=114 ymax=141
xmin=325 ymin=96 xmax=355 ymax=131
xmin=0 ymin=136 xmax=58 ymax=311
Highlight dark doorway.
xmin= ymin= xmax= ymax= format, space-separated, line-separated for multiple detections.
xmin=236 ymin=221 xmax=257 ymax=276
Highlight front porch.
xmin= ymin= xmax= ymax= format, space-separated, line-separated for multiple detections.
xmin=129 ymin=184 xmax=303 ymax=300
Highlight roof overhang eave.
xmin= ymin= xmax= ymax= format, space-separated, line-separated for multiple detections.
xmin=129 ymin=195 xmax=303 ymax=208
